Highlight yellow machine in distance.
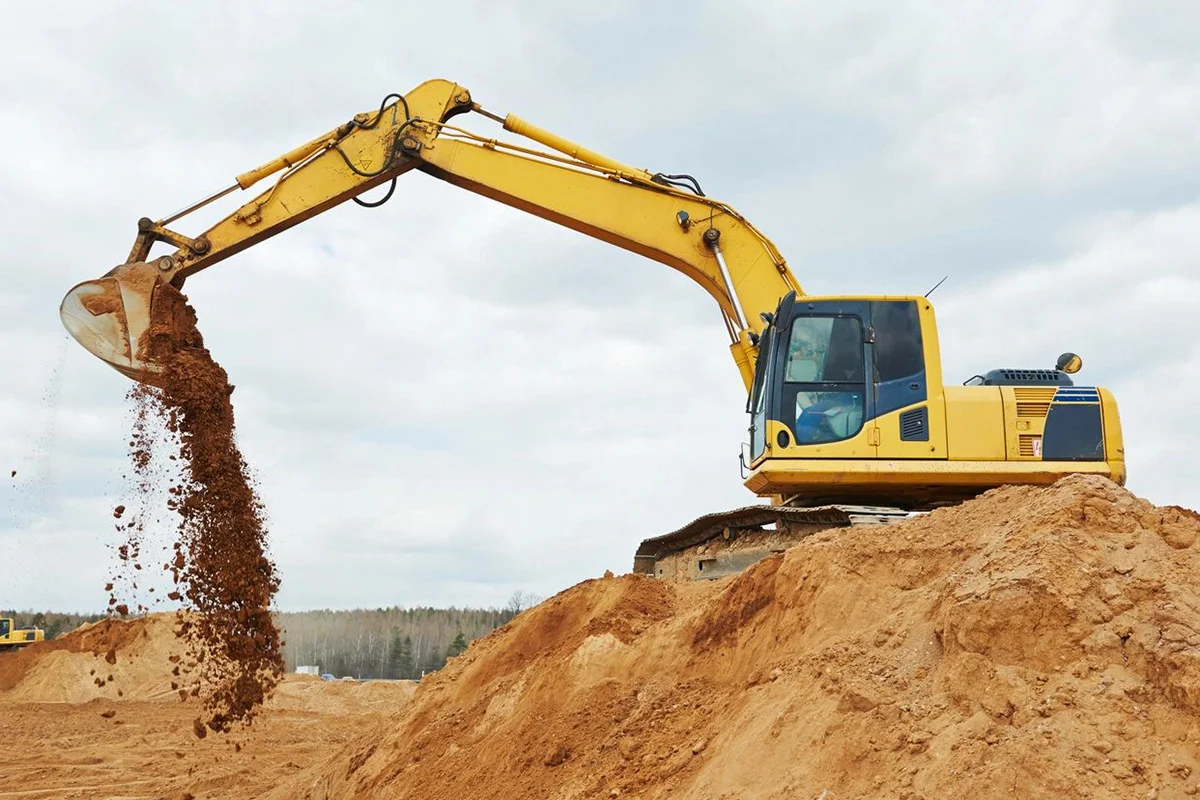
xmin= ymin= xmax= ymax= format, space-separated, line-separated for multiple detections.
xmin=58 ymin=79 xmax=1125 ymax=574
xmin=0 ymin=617 xmax=45 ymax=651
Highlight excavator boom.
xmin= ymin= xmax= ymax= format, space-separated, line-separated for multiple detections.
xmin=60 ymin=79 xmax=798 ymax=389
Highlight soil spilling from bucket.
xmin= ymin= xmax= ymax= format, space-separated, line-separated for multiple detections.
xmin=112 ymin=280 xmax=283 ymax=735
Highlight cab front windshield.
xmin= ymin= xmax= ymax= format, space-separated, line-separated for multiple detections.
xmin=785 ymin=315 xmax=864 ymax=444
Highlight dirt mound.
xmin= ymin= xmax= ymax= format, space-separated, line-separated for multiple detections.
xmin=270 ymin=475 xmax=1200 ymax=799
xmin=266 ymin=676 xmax=419 ymax=716
xmin=0 ymin=614 xmax=185 ymax=703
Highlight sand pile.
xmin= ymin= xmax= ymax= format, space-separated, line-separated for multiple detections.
xmin=266 ymin=676 xmax=420 ymax=716
xmin=0 ymin=614 xmax=411 ymax=715
xmin=270 ymin=476 xmax=1200 ymax=799
xmin=0 ymin=615 xmax=185 ymax=703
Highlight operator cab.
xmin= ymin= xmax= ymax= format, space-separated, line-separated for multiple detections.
xmin=748 ymin=291 xmax=929 ymax=461
xmin=744 ymin=292 xmax=1122 ymax=509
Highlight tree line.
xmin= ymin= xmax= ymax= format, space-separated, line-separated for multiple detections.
xmin=5 ymin=591 xmax=543 ymax=680
xmin=0 ymin=610 xmax=104 ymax=641
xmin=277 ymin=603 xmax=525 ymax=680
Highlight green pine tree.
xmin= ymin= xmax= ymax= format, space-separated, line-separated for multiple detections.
xmin=389 ymin=634 xmax=414 ymax=679
xmin=446 ymin=631 xmax=468 ymax=659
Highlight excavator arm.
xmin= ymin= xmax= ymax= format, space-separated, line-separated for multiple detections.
xmin=60 ymin=79 xmax=801 ymax=390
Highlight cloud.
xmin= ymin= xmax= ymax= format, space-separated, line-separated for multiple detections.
xmin=1 ymin=1 xmax=1196 ymax=612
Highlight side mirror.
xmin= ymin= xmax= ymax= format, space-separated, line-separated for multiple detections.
xmin=1056 ymin=352 xmax=1083 ymax=374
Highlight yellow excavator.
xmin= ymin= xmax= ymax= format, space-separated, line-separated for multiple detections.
xmin=60 ymin=79 xmax=1125 ymax=579
xmin=0 ymin=617 xmax=45 ymax=651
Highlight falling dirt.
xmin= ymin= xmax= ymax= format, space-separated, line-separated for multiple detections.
xmin=106 ymin=279 xmax=283 ymax=736
xmin=258 ymin=476 xmax=1200 ymax=800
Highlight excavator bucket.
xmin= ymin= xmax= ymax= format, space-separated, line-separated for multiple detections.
xmin=59 ymin=261 xmax=169 ymax=386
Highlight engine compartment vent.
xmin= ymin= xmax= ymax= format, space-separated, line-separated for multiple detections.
xmin=1013 ymin=387 xmax=1057 ymax=418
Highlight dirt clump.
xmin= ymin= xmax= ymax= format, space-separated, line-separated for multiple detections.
xmin=108 ymin=279 xmax=283 ymax=735
xmin=268 ymin=476 xmax=1200 ymax=800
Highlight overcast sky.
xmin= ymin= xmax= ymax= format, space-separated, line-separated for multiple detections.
xmin=2 ymin=1 xmax=1197 ymax=613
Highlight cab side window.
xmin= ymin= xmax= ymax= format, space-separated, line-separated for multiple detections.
xmin=872 ymin=301 xmax=926 ymax=416
xmin=873 ymin=301 xmax=923 ymax=382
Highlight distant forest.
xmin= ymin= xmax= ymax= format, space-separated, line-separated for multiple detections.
xmin=277 ymin=599 xmax=532 ymax=679
xmin=0 ymin=610 xmax=105 ymax=641
xmin=4 ymin=591 xmax=542 ymax=681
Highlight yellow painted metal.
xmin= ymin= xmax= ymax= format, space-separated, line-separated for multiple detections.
xmin=764 ymin=419 xmax=876 ymax=459
xmin=943 ymin=386 xmax=1007 ymax=460
xmin=501 ymin=113 xmax=656 ymax=181
xmin=745 ymin=457 xmax=1121 ymax=497
xmin=876 ymin=400 xmax=947 ymax=458
xmin=1099 ymin=387 xmax=1127 ymax=482
xmin=234 ymin=123 xmax=355 ymax=190
xmin=0 ymin=617 xmax=44 ymax=650
xmin=729 ymin=334 xmax=757 ymax=392
xmin=170 ymin=79 xmax=475 ymax=282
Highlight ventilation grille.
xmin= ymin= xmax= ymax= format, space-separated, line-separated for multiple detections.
xmin=899 ymin=406 xmax=929 ymax=442
xmin=1019 ymin=435 xmax=1042 ymax=457
xmin=1013 ymin=387 xmax=1057 ymax=418
xmin=999 ymin=369 xmax=1063 ymax=383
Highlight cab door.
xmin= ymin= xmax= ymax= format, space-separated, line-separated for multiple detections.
xmin=770 ymin=296 xmax=876 ymax=458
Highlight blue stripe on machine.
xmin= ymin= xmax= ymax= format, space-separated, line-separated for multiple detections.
xmin=1054 ymin=387 xmax=1100 ymax=403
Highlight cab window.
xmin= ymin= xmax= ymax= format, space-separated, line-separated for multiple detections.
xmin=785 ymin=316 xmax=865 ymax=444
xmin=871 ymin=300 xmax=926 ymax=415
xmin=786 ymin=317 xmax=865 ymax=383
xmin=872 ymin=301 xmax=923 ymax=382
xmin=0 ymin=619 xmax=9 ymax=637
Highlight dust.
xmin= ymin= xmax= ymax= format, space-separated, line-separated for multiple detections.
xmin=4 ymin=337 xmax=68 ymax=532
xmin=107 ymin=280 xmax=283 ymax=736
xmin=268 ymin=476 xmax=1200 ymax=800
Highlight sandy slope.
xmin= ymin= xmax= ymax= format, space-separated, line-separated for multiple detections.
xmin=274 ymin=476 xmax=1200 ymax=800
